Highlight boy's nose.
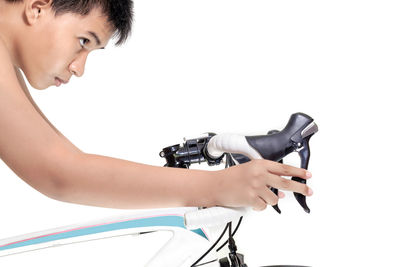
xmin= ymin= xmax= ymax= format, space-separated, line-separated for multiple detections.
xmin=69 ymin=52 xmax=88 ymax=77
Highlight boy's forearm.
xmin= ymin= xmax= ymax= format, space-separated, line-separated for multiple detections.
xmin=49 ymin=152 xmax=219 ymax=209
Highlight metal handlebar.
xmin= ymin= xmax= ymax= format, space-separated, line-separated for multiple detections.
xmin=160 ymin=112 xmax=318 ymax=214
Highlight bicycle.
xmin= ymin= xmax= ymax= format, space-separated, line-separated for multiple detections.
xmin=0 ymin=112 xmax=318 ymax=267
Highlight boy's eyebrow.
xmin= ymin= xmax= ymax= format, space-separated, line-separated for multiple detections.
xmin=88 ymin=31 xmax=105 ymax=49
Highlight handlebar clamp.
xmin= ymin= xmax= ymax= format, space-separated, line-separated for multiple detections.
xmin=160 ymin=133 xmax=224 ymax=169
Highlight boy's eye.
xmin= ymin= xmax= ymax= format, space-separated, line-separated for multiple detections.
xmin=79 ymin=38 xmax=90 ymax=48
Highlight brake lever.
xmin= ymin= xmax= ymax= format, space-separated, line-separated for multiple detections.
xmin=268 ymin=130 xmax=314 ymax=213
xmin=268 ymin=128 xmax=314 ymax=213
xmin=246 ymin=113 xmax=318 ymax=214
xmin=292 ymin=134 xmax=312 ymax=213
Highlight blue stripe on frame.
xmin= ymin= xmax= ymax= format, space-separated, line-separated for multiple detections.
xmin=0 ymin=215 xmax=208 ymax=251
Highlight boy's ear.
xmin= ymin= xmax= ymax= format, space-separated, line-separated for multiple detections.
xmin=24 ymin=0 xmax=53 ymax=25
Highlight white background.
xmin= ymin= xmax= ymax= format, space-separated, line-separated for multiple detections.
xmin=1 ymin=0 xmax=399 ymax=266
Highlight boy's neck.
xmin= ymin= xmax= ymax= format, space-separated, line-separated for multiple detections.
xmin=0 ymin=2 xmax=24 ymax=68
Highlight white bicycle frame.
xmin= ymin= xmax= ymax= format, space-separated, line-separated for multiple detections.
xmin=0 ymin=134 xmax=262 ymax=267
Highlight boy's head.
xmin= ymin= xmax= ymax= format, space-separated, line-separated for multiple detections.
xmin=2 ymin=0 xmax=134 ymax=89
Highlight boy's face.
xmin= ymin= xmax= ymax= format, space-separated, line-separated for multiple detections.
xmin=18 ymin=5 xmax=113 ymax=90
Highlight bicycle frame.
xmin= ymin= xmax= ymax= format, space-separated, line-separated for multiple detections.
xmin=0 ymin=207 xmax=232 ymax=267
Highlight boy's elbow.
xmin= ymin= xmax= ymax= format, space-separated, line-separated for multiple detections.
xmin=27 ymin=148 xmax=84 ymax=202
xmin=32 ymin=172 xmax=68 ymax=202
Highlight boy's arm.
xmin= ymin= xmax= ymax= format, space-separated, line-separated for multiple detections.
xmin=0 ymin=42 xmax=217 ymax=209
xmin=13 ymin=67 xmax=82 ymax=153
xmin=0 ymin=40 xmax=80 ymax=198
xmin=50 ymin=153 xmax=218 ymax=209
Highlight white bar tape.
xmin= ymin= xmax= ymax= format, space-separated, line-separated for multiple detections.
xmin=184 ymin=207 xmax=248 ymax=230
xmin=206 ymin=133 xmax=262 ymax=160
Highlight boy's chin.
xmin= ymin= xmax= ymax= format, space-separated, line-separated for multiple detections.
xmin=31 ymin=84 xmax=49 ymax=90
xmin=26 ymin=77 xmax=51 ymax=90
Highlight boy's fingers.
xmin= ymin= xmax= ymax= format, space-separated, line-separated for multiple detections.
xmin=252 ymin=197 xmax=268 ymax=211
xmin=258 ymin=187 xmax=279 ymax=206
xmin=267 ymin=186 xmax=285 ymax=198
xmin=265 ymin=160 xmax=311 ymax=179
xmin=265 ymin=173 xmax=313 ymax=196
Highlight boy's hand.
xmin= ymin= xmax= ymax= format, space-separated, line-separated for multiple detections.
xmin=213 ymin=159 xmax=313 ymax=211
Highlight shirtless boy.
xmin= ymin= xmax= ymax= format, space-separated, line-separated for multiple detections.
xmin=0 ymin=0 xmax=313 ymax=211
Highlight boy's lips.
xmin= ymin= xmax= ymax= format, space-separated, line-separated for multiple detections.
xmin=55 ymin=77 xmax=69 ymax=87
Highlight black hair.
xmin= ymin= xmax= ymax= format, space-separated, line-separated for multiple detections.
xmin=5 ymin=0 xmax=134 ymax=46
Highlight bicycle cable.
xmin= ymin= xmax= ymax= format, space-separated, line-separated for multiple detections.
xmin=191 ymin=222 xmax=229 ymax=267
xmin=216 ymin=216 xmax=243 ymax=252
